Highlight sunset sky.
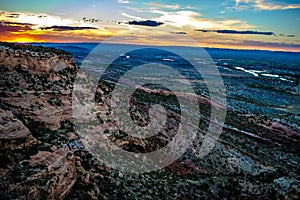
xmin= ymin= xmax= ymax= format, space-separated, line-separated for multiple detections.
xmin=0 ymin=0 xmax=299 ymax=51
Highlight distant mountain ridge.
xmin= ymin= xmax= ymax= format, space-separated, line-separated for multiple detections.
xmin=29 ymin=42 xmax=300 ymax=63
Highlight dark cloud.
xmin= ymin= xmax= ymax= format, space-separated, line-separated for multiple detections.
xmin=171 ymin=31 xmax=187 ymax=34
xmin=128 ymin=20 xmax=163 ymax=27
xmin=0 ymin=24 xmax=21 ymax=32
xmin=38 ymin=15 xmax=47 ymax=18
xmin=0 ymin=21 xmax=34 ymax=32
xmin=82 ymin=17 xmax=100 ymax=23
xmin=41 ymin=25 xmax=98 ymax=31
xmin=5 ymin=13 xmax=20 ymax=18
xmin=1 ymin=21 xmax=35 ymax=26
xmin=196 ymin=29 xmax=274 ymax=36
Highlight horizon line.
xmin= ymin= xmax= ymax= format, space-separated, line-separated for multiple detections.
xmin=2 ymin=41 xmax=300 ymax=54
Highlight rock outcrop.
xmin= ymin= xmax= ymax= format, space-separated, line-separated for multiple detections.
xmin=7 ymin=148 xmax=77 ymax=199
xmin=0 ymin=45 xmax=77 ymax=132
xmin=0 ymin=43 xmax=79 ymax=199
xmin=0 ymin=108 xmax=36 ymax=150
xmin=0 ymin=44 xmax=76 ymax=74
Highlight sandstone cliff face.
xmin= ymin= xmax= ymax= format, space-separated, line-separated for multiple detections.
xmin=0 ymin=44 xmax=80 ymax=199
xmin=0 ymin=46 xmax=76 ymax=132
xmin=9 ymin=148 xmax=77 ymax=200
xmin=0 ymin=108 xmax=36 ymax=150
xmin=0 ymin=47 xmax=76 ymax=73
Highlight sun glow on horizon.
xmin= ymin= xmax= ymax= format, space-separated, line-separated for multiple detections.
xmin=5 ymin=37 xmax=44 ymax=43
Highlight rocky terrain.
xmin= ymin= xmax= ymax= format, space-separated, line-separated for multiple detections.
xmin=0 ymin=43 xmax=80 ymax=199
xmin=0 ymin=42 xmax=299 ymax=199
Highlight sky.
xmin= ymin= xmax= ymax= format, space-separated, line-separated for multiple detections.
xmin=0 ymin=0 xmax=299 ymax=52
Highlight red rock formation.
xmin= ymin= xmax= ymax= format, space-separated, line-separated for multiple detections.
xmin=0 ymin=108 xmax=36 ymax=150
xmin=0 ymin=48 xmax=76 ymax=74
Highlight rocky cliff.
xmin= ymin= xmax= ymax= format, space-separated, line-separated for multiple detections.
xmin=0 ymin=108 xmax=36 ymax=150
xmin=0 ymin=43 xmax=76 ymax=73
xmin=0 ymin=43 xmax=80 ymax=199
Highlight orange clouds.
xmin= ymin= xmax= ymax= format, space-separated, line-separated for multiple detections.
xmin=0 ymin=11 xmax=113 ymax=42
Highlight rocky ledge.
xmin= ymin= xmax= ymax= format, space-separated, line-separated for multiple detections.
xmin=0 ymin=108 xmax=36 ymax=150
